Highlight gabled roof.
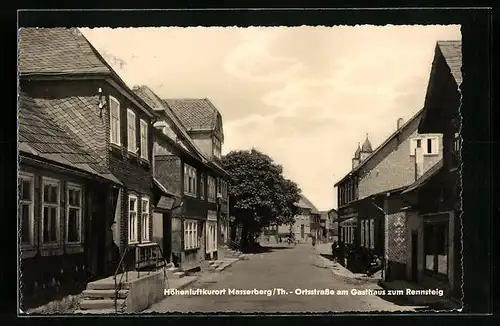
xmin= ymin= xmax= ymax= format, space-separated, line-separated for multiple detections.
xmin=164 ymin=98 xmax=220 ymax=132
xmin=18 ymin=92 xmax=120 ymax=184
xmin=133 ymin=86 xmax=232 ymax=179
xmin=436 ymin=40 xmax=462 ymax=86
xmin=18 ymin=28 xmax=111 ymax=75
xmin=18 ymin=28 xmax=156 ymax=118
xmin=334 ymin=108 xmax=424 ymax=187
xmin=297 ymin=195 xmax=320 ymax=214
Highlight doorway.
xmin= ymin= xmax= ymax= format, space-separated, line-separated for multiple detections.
xmin=300 ymin=224 xmax=305 ymax=239
xmin=88 ymin=185 xmax=107 ymax=280
xmin=411 ymin=231 xmax=418 ymax=282
xmin=163 ymin=212 xmax=172 ymax=263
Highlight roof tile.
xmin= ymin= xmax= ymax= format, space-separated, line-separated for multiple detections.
xmin=437 ymin=40 xmax=462 ymax=86
xmin=18 ymin=28 xmax=110 ymax=75
xmin=164 ymin=98 xmax=219 ymax=131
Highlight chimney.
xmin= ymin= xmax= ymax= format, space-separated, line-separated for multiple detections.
xmin=397 ymin=118 xmax=404 ymax=130
xmin=414 ymin=147 xmax=424 ymax=180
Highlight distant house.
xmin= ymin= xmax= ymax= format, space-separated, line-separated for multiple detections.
xmin=18 ymin=28 xmax=174 ymax=308
xmin=133 ymin=86 xmax=231 ymax=270
xmin=326 ymin=209 xmax=338 ymax=239
xmin=400 ymin=41 xmax=462 ymax=302
xmin=334 ymin=109 xmax=443 ymax=273
xmin=284 ymin=195 xmax=320 ymax=243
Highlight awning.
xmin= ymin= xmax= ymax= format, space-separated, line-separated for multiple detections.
xmin=402 ymin=159 xmax=444 ymax=194
xmin=153 ymin=177 xmax=178 ymax=198
xmin=340 ymin=217 xmax=357 ymax=227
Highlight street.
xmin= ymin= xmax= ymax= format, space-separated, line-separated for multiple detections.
xmin=147 ymin=243 xmax=419 ymax=313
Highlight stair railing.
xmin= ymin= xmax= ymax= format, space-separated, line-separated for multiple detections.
xmin=113 ymin=245 xmax=132 ymax=313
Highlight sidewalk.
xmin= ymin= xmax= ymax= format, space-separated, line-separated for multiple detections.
xmin=378 ymin=279 xmax=462 ymax=311
xmin=314 ymin=243 xmax=381 ymax=284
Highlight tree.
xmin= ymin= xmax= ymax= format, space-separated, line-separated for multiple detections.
xmin=221 ymin=149 xmax=301 ymax=249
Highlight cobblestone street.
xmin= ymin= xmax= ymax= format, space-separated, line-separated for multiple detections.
xmin=147 ymin=243 xmax=420 ymax=313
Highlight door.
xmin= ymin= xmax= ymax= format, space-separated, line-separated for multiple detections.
xmin=411 ymin=232 xmax=418 ymax=281
xmin=163 ymin=212 xmax=172 ymax=263
xmin=301 ymin=224 xmax=305 ymax=239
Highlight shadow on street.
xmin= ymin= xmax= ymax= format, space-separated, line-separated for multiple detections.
xmin=241 ymin=244 xmax=295 ymax=254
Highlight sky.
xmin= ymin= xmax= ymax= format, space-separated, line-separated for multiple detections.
xmin=80 ymin=25 xmax=461 ymax=211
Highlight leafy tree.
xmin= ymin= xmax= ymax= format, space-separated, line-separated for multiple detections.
xmin=221 ymin=149 xmax=301 ymax=249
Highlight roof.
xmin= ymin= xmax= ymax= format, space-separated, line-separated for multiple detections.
xmin=153 ymin=178 xmax=178 ymax=198
xmin=134 ymin=86 xmax=232 ymax=179
xmin=164 ymin=99 xmax=219 ymax=132
xmin=18 ymin=92 xmax=121 ymax=184
xmin=297 ymin=195 xmax=320 ymax=214
xmin=402 ymin=159 xmax=444 ymax=194
xmin=18 ymin=28 xmax=156 ymax=118
xmin=361 ymin=135 xmax=373 ymax=152
xmin=334 ymin=108 xmax=424 ymax=187
xmin=436 ymin=40 xmax=462 ymax=86
xmin=354 ymin=143 xmax=361 ymax=159
xmin=18 ymin=28 xmax=111 ymax=75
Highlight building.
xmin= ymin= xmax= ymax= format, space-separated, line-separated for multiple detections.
xmin=400 ymin=41 xmax=462 ymax=302
xmin=18 ymin=28 xmax=174 ymax=308
xmin=326 ymin=209 xmax=339 ymax=240
xmin=288 ymin=195 xmax=320 ymax=243
xmin=165 ymin=99 xmax=231 ymax=251
xmin=18 ymin=92 xmax=123 ymax=309
xmin=334 ymin=109 xmax=443 ymax=271
xmin=133 ymin=86 xmax=231 ymax=271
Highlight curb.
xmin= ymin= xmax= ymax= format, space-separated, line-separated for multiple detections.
xmin=316 ymin=250 xmax=381 ymax=285
xmin=164 ymin=276 xmax=199 ymax=297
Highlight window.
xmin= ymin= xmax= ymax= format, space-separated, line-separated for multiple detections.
xmin=424 ymin=221 xmax=448 ymax=277
xmin=42 ymin=177 xmax=60 ymax=245
xmin=140 ymin=119 xmax=148 ymax=160
xmin=411 ymin=136 xmax=439 ymax=156
xmin=416 ymin=139 xmax=422 ymax=148
xmin=213 ymin=137 xmax=221 ymax=159
xmin=183 ymin=164 xmax=197 ymax=196
xmin=19 ymin=172 xmax=34 ymax=246
xmin=109 ymin=96 xmax=121 ymax=145
xmin=221 ymin=180 xmax=228 ymax=199
xmin=127 ymin=109 xmax=137 ymax=153
xmin=360 ymin=221 xmax=365 ymax=247
xmin=184 ymin=220 xmax=199 ymax=249
xmin=200 ymin=174 xmax=205 ymax=199
xmin=427 ymin=138 xmax=433 ymax=154
xmin=141 ymin=197 xmax=150 ymax=242
xmin=66 ymin=183 xmax=83 ymax=244
xmin=128 ymin=195 xmax=138 ymax=243
xmin=208 ymin=176 xmax=216 ymax=202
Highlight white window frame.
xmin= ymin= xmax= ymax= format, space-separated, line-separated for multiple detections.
xmin=425 ymin=137 xmax=439 ymax=155
xmin=41 ymin=177 xmax=61 ymax=245
xmin=141 ymin=197 xmax=150 ymax=242
xmin=66 ymin=182 xmax=83 ymax=245
xmin=128 ymin=194 xmax=138 ymax=244
xmin=19 ymin=172 xmax=35 ymax=246
xmin=140 ymin=119 xmax=148 ymax=160
xmin=184 ymin=220 xmax=199 ymax=250
xmin=183 ymin=164 xmax=198 ymax=197
xmin=109 ymin=96 xmax=121 ymax=146
xmin=127 ymin=109 xmax=137 ymax=153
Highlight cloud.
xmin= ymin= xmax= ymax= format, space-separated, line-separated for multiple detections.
xmin=79 ymin=25 xmax=461 ymax=211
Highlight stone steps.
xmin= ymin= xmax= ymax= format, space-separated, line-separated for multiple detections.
xmin=81 ymin=289 xmax=128 ymax=299
xmin=79 ymin=299 xmax=125 ymax=311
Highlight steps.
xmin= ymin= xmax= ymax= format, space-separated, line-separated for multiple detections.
xmin=78 ymin=276 xmax=129 ymax=313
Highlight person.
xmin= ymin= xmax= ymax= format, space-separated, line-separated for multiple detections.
xmin=366 ymin=255 xmax=382 ymax=277
xmin=331 ymin=241 xmax=338 ymax=262
xmin=312 ymin=237 xmax=316 ymax=246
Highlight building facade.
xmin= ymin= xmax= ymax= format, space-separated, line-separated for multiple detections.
xmin=18 ymin=28 xmax=173 ymax=307
xmin=133 ymin=86 xmax=231 ymax=271
xmin=400 ymin=41 xmax=462 ymax=302
xmin=335 ymin=110 xmax=443 ymax=272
